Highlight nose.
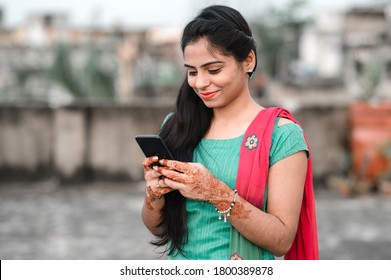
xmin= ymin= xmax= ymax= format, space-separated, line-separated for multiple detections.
xmin=194 ymin=73 xmax=211 ymax=90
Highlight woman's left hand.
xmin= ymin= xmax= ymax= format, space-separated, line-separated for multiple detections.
xmin=153 ymin=159 xmax=233 ymax=204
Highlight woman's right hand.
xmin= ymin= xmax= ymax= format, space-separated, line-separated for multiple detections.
xmin=143 ymin=156 xmax=174 ymax=209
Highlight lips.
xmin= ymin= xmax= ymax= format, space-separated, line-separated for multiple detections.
xmin=199 ymin=90 xmax=219 ymax=100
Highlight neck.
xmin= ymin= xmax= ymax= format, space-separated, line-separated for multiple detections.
xmin=212 ymin=92 xmax=262 ymax=122
xmin=204 ymin=92 xmax=263 ymax=139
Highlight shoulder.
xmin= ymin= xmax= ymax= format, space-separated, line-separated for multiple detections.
xmin=277 ymin=117 xmax=294 ymax=127
xmin=270 ymin=117 xmax=308 ymax=166
xmin=271 ymin=119 xmax=304 ymax=149
xmin=162 ymin=112 xmax=174 ymax=125
xmin=164 ymin=112 xmax=174 ymax=122
xmin=159 ymin=112 xmax=174 ymax=131
xmin=273 ymin=117 xmax=303 ymax=137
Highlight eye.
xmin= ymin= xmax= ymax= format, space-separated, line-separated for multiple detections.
xmin=187 ymin=71 xmax=197 ymax=76
xmin=208 ymin=69 xmax=221 ymax=74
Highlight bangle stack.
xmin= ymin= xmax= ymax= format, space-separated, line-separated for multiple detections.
xmin=216 ymin=189 xmax=238 ymax=222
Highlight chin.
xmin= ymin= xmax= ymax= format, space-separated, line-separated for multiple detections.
xmin=203 ymin=101 xmax=226 ymax=109
xmin=203 ymin=102 xmax=215 ymax=108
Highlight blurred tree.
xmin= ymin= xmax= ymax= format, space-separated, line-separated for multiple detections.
xmin=50 ymin=43 xmax=83 ymax=98
xmin=50 ymin=43 xmax=115 ymax=101
xmin=358 ymin=61 xmax=382 ymax=101
xmin=252 ymin=0 xmax=309 ymax=79
xmin=80 ymin=45 xmax=116 ymax=100
xmin=14 ymin=66 xmax=48 ymax=101
xmin=11 ymin=43 xmax=115 ymax=103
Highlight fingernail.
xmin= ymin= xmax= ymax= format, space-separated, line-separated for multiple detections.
xmin=153 ymin=156 xmax=159 ymax=160
xmin=153 ymin=166 xmax=158 ymax=171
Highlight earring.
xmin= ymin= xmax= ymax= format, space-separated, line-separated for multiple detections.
xmin=247 ymin=69 xmax=254 ymax=79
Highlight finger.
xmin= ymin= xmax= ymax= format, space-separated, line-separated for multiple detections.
xmin=144 ymin=169 xmax=162 ymax=181
xmin=163 ymin=177 xmax=186 ymax=191
xmin=151 ymin=177 xmax=172 ymax=191
xmin=143 ymin=156 xmax=159 ymax=170
xmin=153 ymin=166 xmax=193 ymax=184
xmin=144 ymin=166 xmax=165 ymax=191
xmin=163 ymin=178 xmax=199 ymax=200
xmin=148 ymin=179 xmax=174 ymax=198
xmin=158 ymin=186 xmax=174 ymax=196
xmin=156 ymin=178 xmax=168 ymax=188
xmin=151 ymin=186 xmax=174 ymax=197
xmin=159 ymin=159 xmax=193 ymax=174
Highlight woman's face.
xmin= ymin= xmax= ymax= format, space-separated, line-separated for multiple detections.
xmin=183 ymin=38 xmax=250 ymax=109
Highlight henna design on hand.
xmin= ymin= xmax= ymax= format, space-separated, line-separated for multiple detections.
xmin=145 ymin=184 xmax=173 ymax=210
xmin=154 ymin=160 xmax=251 ymax=219
xmin=156 ymin=160 xmax=251 ymax=220
xmin=145 ymin=185 xmax=159 ymax=210
xmin=212 ymin=194 xmax=251 ymax=220
xmin=143 ymin=156 xmax=158 ymax=171
xmin=142 ymin=156 xmax=174 ymax=211
xmin=155 ymin=160 xmax=232 ymax=202
xmin=230 ymin=201 xmax=251 ymax=219
xmin=145 ymin=190 xmax=155 ymax=210
xmin=148 ymin=184 xmax=172 ymax=199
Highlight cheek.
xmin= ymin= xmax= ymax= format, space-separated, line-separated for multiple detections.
xmin=216 ymin=73 xmax=243 ymax=91
xmin=187 ymin=76 xmax=196 ymax=88
xmin=210 ymin=75 xmax=232 ymax=88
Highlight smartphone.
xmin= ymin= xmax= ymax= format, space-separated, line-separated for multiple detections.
xmin=135 ymin=135 xmax=174 ymax=165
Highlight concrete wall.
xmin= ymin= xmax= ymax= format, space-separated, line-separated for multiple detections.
xmin=0 ymin=104 xmax=349 ymax=183
xmin=293 ymin=106 xmax=349 ymax=178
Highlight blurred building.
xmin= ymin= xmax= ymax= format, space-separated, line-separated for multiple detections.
xmin=1 ymin=4 xmax=390 ymax=106
xmin=0 ymin=11 xmax=182 ymax=105
xmin=286 ymin=3 xmax=391 ymax=102
xmin=2 ymin=3 xmax=390 ymax=182
xmin=0 ymin=8 xmax=3 ymax=29
xmin=343 ymin=5 xmax=391 ymax=100
xmin=296 ymin=10 xmax=344 ymax=86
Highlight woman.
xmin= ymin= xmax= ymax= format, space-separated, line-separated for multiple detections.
xmin=141 ymin=5 xmax=318 ymax=260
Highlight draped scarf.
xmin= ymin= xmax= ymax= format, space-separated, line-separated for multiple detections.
xmin=229 ymin=107 xmax=319 ymax=260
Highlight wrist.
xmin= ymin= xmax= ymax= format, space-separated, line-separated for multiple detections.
xmin=214 ymin=189 xmax=238 ymax=222
xmin=145 ymin=192 xmax=165 ymax=211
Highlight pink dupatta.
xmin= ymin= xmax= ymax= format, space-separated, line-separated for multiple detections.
xmin=231 ymin=107 xmax=319 ymax=260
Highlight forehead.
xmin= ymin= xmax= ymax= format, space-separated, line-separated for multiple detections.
xmin=183 ymin=38 xmax=231 ymax=65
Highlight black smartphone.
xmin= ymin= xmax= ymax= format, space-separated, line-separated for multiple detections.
xmin=135 ymin=135 xmax=174 ymax=165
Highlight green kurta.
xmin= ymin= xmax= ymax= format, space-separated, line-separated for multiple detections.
xmin=169 ymin=118 xmax=308 ymax=259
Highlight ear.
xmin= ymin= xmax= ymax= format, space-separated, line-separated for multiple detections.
xmin=243 ymin=50 xmax=256 ymax=78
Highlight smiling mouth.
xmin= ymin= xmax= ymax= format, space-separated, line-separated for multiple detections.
xmin=199 ymin=90 xmax=219 ymax=100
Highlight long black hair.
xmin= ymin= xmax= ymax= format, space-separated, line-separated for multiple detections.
xmin=153 ymin=5 xmax=257 ymax=257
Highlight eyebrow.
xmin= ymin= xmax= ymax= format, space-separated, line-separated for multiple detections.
xmin=184 ymin=61 xmax=224 ymax=68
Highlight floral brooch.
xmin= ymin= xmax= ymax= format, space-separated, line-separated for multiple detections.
xmin=230 ymin=253 xmax=243 ymax=260
xmin=244 ymin=134 xmax=259 ymax=150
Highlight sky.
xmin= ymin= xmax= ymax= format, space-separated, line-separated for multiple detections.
xmin=0 ymin=0 xmax=383 ymax=29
